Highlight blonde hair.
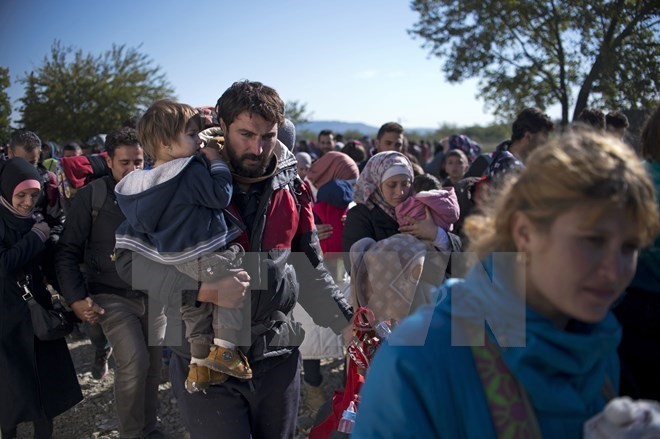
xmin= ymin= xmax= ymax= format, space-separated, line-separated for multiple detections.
xmin=466 ymin=130 xmax=659 ymax=258
xmin=137 ymin=100 xmax=201 ymax=159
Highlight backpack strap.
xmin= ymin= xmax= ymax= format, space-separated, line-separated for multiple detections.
xmin=289 ymin=176 xmax=309 ymax=217
xmin=471 ymin=336 xmax=543 ymax=439
xmin=89 ymin=178 xmax=108 ymax=224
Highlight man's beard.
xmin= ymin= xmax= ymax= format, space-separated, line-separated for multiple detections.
xmin=225 ymin=133 xmax=274 ymax=178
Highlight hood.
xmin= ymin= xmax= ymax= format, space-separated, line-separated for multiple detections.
xmin=114 ymin=156 xmax=196 ymax=234
xmin=267 ymin=140 xmax=299 ymax=190
xmin=444 ymin=253 xmax=621 ymax=417
xmin=316 ymin=179 xmax=353 ymax=208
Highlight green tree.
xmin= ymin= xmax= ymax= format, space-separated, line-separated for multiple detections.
xmin=18 ymin=40 xmax=175 ymax=143
xmin=0 ymin=67 xmax=11 ymax=143
xmin=285 ymin=100 xmax=313 ymax=126
xmin=409 ymin=0 xmax=659 ymax=125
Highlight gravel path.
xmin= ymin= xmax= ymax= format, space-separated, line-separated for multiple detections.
xmin=13 ymin=335 xmax=346 ymax=438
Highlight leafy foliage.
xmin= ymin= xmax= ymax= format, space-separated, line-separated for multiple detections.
xmin=409 ymin=0 xmax=659 ymax=125
xmin=18 ymin=41 xmax=175 ymax=143
xmin=0 ymin=67 xmax=11 ymax=144
xmin=285 ymin=100 xmax=313 ymax=126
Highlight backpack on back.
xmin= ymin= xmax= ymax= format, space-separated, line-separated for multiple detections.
xmin=57 ymin=153 xmax=109 ymax=211
xmin=88 ymin=178 xmax=108 ymax=225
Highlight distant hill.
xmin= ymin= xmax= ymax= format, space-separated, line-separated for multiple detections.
xmin=297 ymin=120 xmax=437 ymax=136
xmin=297 ymin=120 xmax=379 ymax=136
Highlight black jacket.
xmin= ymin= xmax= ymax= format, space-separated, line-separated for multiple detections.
xmin=0 ymin=209 xmax=82 ymax=428
xmin=116 ymin=142 xmax=353 ymax=376
xmin=342 ymin=202 xmax=462 ymax=276
xmin=56 ymin=176 xmax=138 ymax=303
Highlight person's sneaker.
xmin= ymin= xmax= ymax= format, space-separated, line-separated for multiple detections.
xmin=185 ymin=364 xmax=228 ymax=394
xmin=198 ymin=345 xmax=252 ymax=379
xmin=91 ymin=348 xmax=112 ymax=380
xmin=304 ymin=382 xmax=326 ymax=415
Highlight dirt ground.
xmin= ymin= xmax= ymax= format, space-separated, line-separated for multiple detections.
xmin=12 ymin=334 xmax=346 ymax=439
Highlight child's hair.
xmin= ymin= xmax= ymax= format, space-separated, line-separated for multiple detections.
xmin=445 ymin=148 xmax=468 ymax=164
xmin=413 ymin=174 xmax=442 ymax=193
xmin=466 ymin=130 xmax=659 ymax=258
xmin=137 ymin=100 xmax=201 ymax=160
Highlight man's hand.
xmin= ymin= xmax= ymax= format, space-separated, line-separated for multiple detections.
xmin=197 ymin=270 xmax=251 ymax=308
xmin=71 ymin=297 xmax=105 ymax=325
xmin=316 ymin=223 xmax=334 ymax=241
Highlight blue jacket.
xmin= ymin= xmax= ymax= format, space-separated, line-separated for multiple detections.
xmin=628 ymin=160 xmax=660 ymax=293
xmin=114 ymin=155 xmax=242 ymax=264
xmin=353 ymin=254 xmax=620 ymax=439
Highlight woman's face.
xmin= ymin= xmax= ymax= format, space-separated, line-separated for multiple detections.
xmin=12 ymin=188 xmax=40 ymax=216
xmin=515 ymin=205 xmax=640 ymax=327
xmin=380 ymin=174 xmax=412 ymax=207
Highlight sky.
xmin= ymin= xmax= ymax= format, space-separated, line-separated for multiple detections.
xmin=0 ymin=0 xmax=503 ymax=130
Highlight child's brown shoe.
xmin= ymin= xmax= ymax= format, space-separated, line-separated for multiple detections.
xmin=198 ymin=345 xmax=253 ymax=379
xmin=185 ymin=364 xmax=228 ymax=394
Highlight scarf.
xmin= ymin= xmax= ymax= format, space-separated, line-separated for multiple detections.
xmin=448 ymin=254 xmax=620 ymax=431
xmin=307 ymin=151 xmax=359 ymax=189
xmin=353 ymin=151 xmax=413 ymax=220
xmin=0 ymin=158 xmax=41 ymax=219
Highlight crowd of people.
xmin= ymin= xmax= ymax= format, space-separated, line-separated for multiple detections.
xmin=0 ymin=80 xmax=659 ymax=439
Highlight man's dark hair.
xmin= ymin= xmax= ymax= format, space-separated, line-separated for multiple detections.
xmin=576 ymin=108 xmax=606 ymax=130
xmin=342 ymin=140 xmax=367 ymax=164
xmin=377 ymin=122 xmax=404 ymax=140
xmin=216 ymin=80 xmax=285 ymax=128
xmin=105 ymin=127 xmax=140 ymax=158
xmin=318 ymin=129 xmax=334 ymax=139
xmin=511 ymin=108 xmax=555 ymax=142
xmin=606 ymin=111 xmax=629 ymax=129
xmin=9 ymin=129 xmax=41 ymax=152
xmin=62 ymin=142 xmax=82 ymax=153
xmin=413 ymin=173 xmax=441 ymax=192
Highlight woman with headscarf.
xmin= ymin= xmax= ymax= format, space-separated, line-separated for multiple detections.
xmin=307 ymin=151 xmax=360 ymax=260
xmin=342 ymin=151 xmax=461 ymax=269
xmin=0 ymin=158 xmax=82 ymax=438
xmin=341 ymin=151 xmax=462 ymax=324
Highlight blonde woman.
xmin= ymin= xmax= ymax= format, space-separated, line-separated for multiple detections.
xmin=352 ymin=130 xmax=659 ymax=438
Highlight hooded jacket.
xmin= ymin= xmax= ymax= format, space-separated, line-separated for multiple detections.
xmin=313 ymin=179 xmax=354 ymax=255
xmin=114 ymin=155 xmax=242 ymax=264
xmin=116 ymin=141 xmax=352 ymax=372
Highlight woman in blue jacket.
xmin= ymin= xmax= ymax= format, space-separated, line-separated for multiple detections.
xmin=352 ymin=129 xmax=659 ymax=438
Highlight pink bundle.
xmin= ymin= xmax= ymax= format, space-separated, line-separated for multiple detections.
xmin=395 ymin=188 xmax=460 ymax=231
